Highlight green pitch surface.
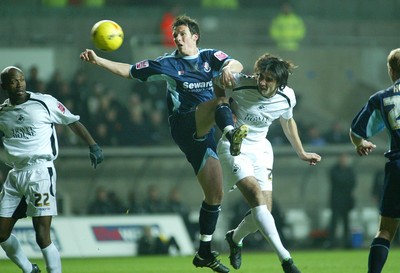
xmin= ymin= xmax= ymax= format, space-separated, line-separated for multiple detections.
xmin=1 ymin=249 xmax=400 ymax=273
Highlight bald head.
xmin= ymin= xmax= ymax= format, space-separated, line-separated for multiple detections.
xmin=0 ymin=66 xmax=23 ymax=85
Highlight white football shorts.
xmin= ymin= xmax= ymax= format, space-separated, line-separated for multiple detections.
xmin=0 ymin=162 xmax=58 ymax=218
xmin=217 ymin=138 xmax=273 ymax=192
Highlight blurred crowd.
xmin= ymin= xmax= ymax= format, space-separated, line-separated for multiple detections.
xmin=86 ymin=184 xmax=198 ymax=241
xmin=8 ymin=65 xmax=349 ymax=148
xmin=18 ymin=65 xmax=174 ymax=147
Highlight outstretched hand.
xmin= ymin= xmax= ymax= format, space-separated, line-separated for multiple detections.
xmin=355 ymin=139 xmax=376 ymax=156
xmin=80 ymin=49 xmax=98 ymax=64
xmin=300 ymin=152 xmax=322 ymax=166
xmin=89 ymin=144 xmax=104 ymax=168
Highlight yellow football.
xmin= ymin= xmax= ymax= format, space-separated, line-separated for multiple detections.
xmin=91 ymin=20 xmax=124 ymax=52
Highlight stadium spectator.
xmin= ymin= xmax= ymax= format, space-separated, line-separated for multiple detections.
xmin=324 ymin=121 xmax=349 ymax=144
xmin=350 ymin=48 xmax=400 ymax=273
xmin=0 ymin=66 xmax=103 ymax=273
xmin=147 ymin=109 xmax=173 ymax=145
xmin=165 ymin=185 xmax=196 ymax=239
xmin=142 ymin=184 xmax=167 ymax=214
xmin=201 ymin=0 xmax=239 ymax=9
xmin=160 ymin=6 xmax=180 ymax=48
xmin=127 ymin=189 xmax=144 ymax=214
xmin=79 ymin=14 xmax=245 ymax=273
xmin=269 ymin=2 xmax=306 ymax=51
xmin=26 ymin=65 xmax=44 ymax=92
xmin=47 ymin=69 xmax=64 ymax=95
xmin=216 ymin=53 xmax=321 ymax=273
xmin=70 ymin=68 xmax=91 ymax=122
xmin=305 ymin=124 xmax=327 ymax=146
xmin=87 ymin=186 xmax=116 ymax=215
xmin=137 ymin=226 xmax=180 ymax=256
xmin=326 ymin=153 xmax=357 ymax=249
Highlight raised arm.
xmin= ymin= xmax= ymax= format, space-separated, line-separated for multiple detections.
xmin=80 ymin=49 xmax=131 ymax=79
xmin=280 ymin=117 xmax=321 ymax=165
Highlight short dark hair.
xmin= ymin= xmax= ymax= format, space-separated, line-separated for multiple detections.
xmin=173 ymin=15 xmax=201 ymax=44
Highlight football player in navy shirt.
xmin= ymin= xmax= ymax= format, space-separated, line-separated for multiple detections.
xmin=80 ymin=15 xmax=248 ymax=272
xmin=350 ymin=48 xmax=400 ymax=273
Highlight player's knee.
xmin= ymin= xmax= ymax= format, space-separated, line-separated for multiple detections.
xmin=0 ymin=233 xmax=11 ymax=243
xmin=35 ymin=231 xmax=52 ymax=249
xmin=205 ymin=192 xmax=223 ymax=204
xmin=215 ymin=97 xmax=229 ymax=106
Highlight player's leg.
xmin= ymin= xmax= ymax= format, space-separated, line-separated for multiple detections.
xmin=237 ymin=178 xmax=291 ymax=260
xmin=196 ymin=97 xmax=248 ymax=156
xmin=0 ymin=217 xmax=37 ymax=273
xmin=29 ymin=164 xmax=60 ymax=273
xmin=368 ymin=160 xmax=400 ymax=273
xmin=367 ymin=216 xmax=399 ymax=273
xmin=0 ymin=170 xmax=38 ymax=273
xmin=197 ymin=156 xmax=223 ymax=256
xmin=33 ymin=216 xmax=61 ymax=273
xmin=193 ymin=156 xmax=229 ymax=273
xmin=195 ymin=96 xmax=232 ymax=137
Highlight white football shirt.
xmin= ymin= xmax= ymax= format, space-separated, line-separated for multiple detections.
xmin=217 ymin=73 xmax=296 ymax=190
xmin=0 ymin=91 xmax=80 ymax=169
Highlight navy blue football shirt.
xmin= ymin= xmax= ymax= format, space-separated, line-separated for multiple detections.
xmin=351 ymin=79 xmax=400 ymax=157
xmin=130 ymin=48 xmax=232 ymax=115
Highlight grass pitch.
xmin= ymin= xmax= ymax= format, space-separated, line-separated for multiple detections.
xmin=1 ymin=249 xmax=400 ymax=273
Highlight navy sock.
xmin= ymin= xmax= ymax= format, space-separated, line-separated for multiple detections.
xmin=215 ymin=103 xmax=234 ymax=132
xmin=198 ymin=201 xmax=221 ymax=258
xmin=368 ymin=237 xmax=390 ymax=273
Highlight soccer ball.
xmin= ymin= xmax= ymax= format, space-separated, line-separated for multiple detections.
xmin=91 ymin=20 xmax=124 ymax=52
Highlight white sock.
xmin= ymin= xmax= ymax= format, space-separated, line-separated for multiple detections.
xmin=223 ymin=125 xmax=235 ymax=135
xmin=251 ymin=205 xmax=291 ymax=261
xmin=0 ymin=234 xmax=32 ymax=273
xmin=41 ymin=242 xmax=62 ymax=273
xmin=233 ymin=212 xmax=258 ymax=244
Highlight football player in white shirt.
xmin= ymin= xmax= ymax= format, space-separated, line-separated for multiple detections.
xmin=216 ymin=53 xmax=321 ymax=273
xmin=0 ymin=66 xmax=103 ymax=273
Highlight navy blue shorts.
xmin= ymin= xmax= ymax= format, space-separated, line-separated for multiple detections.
xmin=380 ymin=159 xmax=400 ymax=218
xmin=169 ymin=110 xmax=218 ymax=175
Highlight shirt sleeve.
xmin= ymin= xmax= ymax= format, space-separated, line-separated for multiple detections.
xmin=46 ymin=95 xmax=80 ymax=125
xmin=351 ymin=96 xmax=385 ymax=139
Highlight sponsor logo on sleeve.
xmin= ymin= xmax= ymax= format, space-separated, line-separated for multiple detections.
xmin=57 ymin=102 xmax=65 ymax=114
xmin=214 ymin=51 xmax=228 ymax=61
xmin=136 ymin=60 xmax=149 ymax=69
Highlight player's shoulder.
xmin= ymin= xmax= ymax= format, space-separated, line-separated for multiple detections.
xmin=369 ymin=86 xmax=394 ymax=102
xmin=199 ymin=48 xmax=230 ymax=61
xmin=28 ymin=91 xmax=59 ymax=106
xmin=276 ymin=86 xmax=296 ymax=107
xmin=280 ymin=86 xmax=295 ymax=97
xmin=28 ymin=91 xmax=55 ymax=101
